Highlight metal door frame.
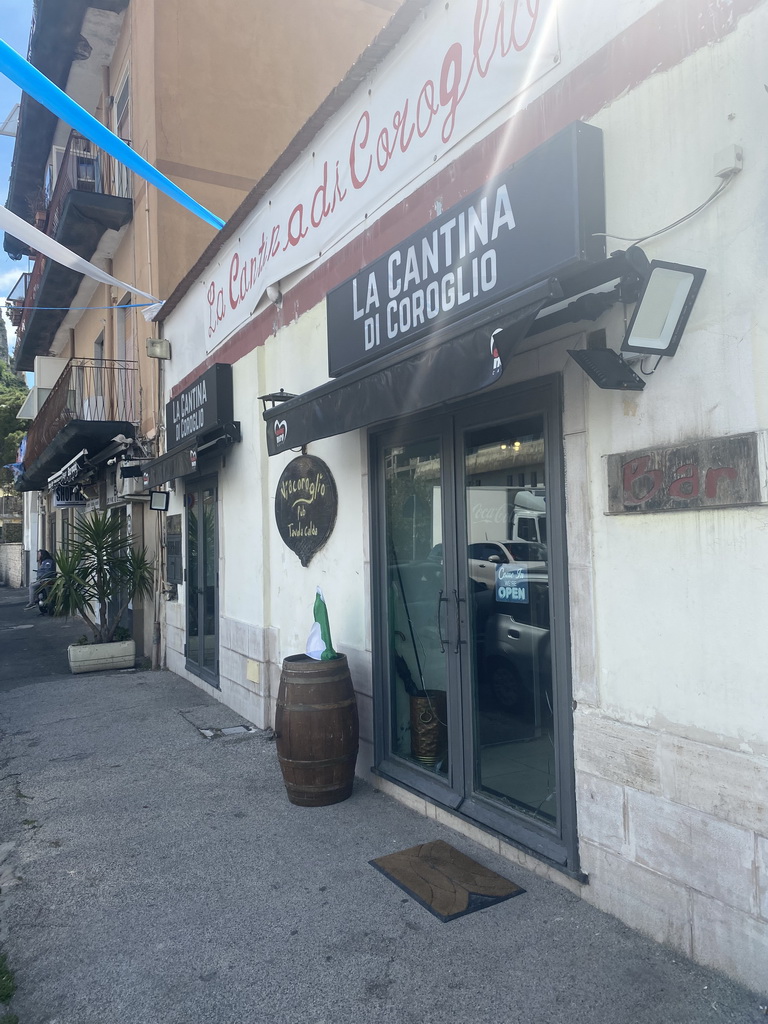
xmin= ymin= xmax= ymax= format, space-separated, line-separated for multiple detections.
xmin=184 ymin=473 xmax=220 ymax=688
xmin=370 ymin=375 xmax=579 ymax=873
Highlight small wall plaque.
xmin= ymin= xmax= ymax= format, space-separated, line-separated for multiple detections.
xmin=606 ymin=433 xmax=762 ymax=514
xmin=274 ymin=455 xmax=338 ymax=566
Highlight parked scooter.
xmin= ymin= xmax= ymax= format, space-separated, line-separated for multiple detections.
xmin=35 ymin=554 xmax=56 ymax=615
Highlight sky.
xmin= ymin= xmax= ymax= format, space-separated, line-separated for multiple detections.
xmin=0 ymin=0 xmax=36 ymax=361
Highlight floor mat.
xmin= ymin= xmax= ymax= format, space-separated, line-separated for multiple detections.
xmin=370 ymin=839 xmax=525 ymax=922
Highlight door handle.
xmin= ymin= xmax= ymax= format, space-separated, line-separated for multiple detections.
xmin=437 ymin=590 xmax=449 ymax=653
xmin=453 ymin=590 xmax=465 ymax=654
xmin=507 ymin=628 xmax=520 ymax=639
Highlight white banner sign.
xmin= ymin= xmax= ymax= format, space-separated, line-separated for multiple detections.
xmin=203 ymin=0 xmax=559 ymax=352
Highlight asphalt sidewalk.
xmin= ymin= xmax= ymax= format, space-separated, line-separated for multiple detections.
xmin=0 ymin=584 xmax=763 ymax=1024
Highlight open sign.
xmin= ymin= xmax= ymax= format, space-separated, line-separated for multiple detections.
xmin=496 ymin=564 xmax=528 ymax=603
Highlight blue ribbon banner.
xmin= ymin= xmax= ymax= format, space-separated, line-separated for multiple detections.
xmin=0 ymin=38 xmax=225 ymax=231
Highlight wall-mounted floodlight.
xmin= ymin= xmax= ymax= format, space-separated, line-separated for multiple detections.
xmin=146 ymin=337 xmax=171 ymax=359
xmin=620 ymin=261 xmax=706 ymax=357
xmin=568 ymin=256 xmax=706 ymax=390
xmin=149 ymin=490 xmax=170 ymax=511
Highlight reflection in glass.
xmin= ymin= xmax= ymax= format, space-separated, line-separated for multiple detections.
xmin=202 ymin=486 xmax=216 ymax=671
xmin=383 ymin=439 xmax=449 ymax=775
xmin=464 ymin=417 xmax=556 ymax=825
xmin=187 ymin=495 xmax=199 ymax=662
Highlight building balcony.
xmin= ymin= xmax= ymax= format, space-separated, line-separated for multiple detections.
xmin=9 ymin=130 xmax=133 ymax=373
xmin=16 ymin=358 xmax=140 ymax=492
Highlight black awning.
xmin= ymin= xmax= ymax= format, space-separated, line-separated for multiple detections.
xmin=263 ymin=278 xmax=561 ymax=456
xmin=143 ymin=422 xmax=241 ymax=487
xmin=15 ymin=420 xmax=136 ymax=491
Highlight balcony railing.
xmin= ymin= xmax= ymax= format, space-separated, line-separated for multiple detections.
xmin=8 ymin=130 xmax=132 ymax=341
xmin=24 ymin=358 xmax=139 ymax=468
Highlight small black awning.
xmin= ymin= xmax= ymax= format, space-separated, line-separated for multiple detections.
xmin=15 ymin=420 xmax=136 ymax=492
xmin=263 ymin=278 xmax=561 ymax=456
xmin=143 ymin=422 xmax=241 ymax=488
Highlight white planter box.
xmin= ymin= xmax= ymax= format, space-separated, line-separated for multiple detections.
xmin=67 ymin=639 xmax=136 ymax=674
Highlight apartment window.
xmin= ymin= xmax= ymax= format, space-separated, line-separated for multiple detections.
xmin=114 ymin=74 xmax=131 ymax=197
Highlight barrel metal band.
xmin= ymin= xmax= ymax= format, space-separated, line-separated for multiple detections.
xmin=276 ymin=699 xmax=356 ymax=712
xmin=279 ymin=754 xmax=358 ymax=769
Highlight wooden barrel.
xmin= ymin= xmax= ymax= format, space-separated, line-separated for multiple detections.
xmin=275 ymin=654 xmax=359 ymax=806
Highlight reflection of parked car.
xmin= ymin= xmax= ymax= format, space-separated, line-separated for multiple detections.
xmin=482 ymin=574 xmax=551 ymax=714
xmin=467 ymin=541 xmax=547 ymax=587
xmin=505 ymin=541 xmax=548 ymax=564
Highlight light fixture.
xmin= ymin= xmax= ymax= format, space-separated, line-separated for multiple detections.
xmin=567 ymin=254 xmax=706 ymax=390
xmin=146 ymin=337 xmax=171 ymax=359
xmin=620 ymin=260 xmax=706 ymax=357
xmin=258 ymin=388 xmax=298 ymax=414
xmin=266 ymin=282 xmax=282 ymax=307
xmin=568 ymin=348 xmax=646 ymax=390
xmin=149 ymin=490 xmax=169 ymax=511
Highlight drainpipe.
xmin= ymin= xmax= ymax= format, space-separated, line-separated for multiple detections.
xmin=145 ymin=196 xmax=164 ymax=671
xmin=104 ymin=259 xmax=115 ymax=358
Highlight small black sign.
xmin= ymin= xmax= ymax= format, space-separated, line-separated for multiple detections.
xmin=167 ymin=363 xmax=234 ymax=452
xmin=274 ymin=456 xmax=338 ymax=567
xmin=326 ymin=122 xmax=605 ymax=377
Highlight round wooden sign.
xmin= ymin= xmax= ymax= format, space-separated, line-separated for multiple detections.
xmin=274 ymin=455 xmax=338 ymax=567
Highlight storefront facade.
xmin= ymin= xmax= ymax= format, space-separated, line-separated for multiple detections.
xmin=157 ymin=0 xmax=768 ymax=993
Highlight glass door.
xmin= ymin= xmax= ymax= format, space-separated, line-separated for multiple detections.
xmin=458 ymin=411 xmax=558 ymax=837
xmin=186 ymin=476 xmax=219 ymax=685
xmin=373 ymin=383 xmax=575 ymax=867
xmin=379 ymin=426 xmax=460 ymax=806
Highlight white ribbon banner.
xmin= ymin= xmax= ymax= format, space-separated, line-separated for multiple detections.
xmin=201 ymin=0 xmax=559 ymax=352
xmin=0 ymin=204 xmax=163 ymax=320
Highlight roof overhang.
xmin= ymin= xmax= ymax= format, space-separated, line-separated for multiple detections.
xmin=15 ymin=419 xmax=135 ymax=491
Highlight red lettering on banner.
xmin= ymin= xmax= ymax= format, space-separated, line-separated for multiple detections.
xmin=229 ymin=252 xmax=241 ymax=309
xmin=416 ymin=80 xmax=438 ymax=137
xmin=350 ymin=112 xmax=372 ymax=189
xmin=311 ymin=162 xmax=332 ymax=228
xmin=332 ymin=161 xmax=347 ymax=210
xmin=205 ymin=0 xmax=542 ymax=339
xmin=284 ymin=204 xmax=309 ymax=249
xmin=440 ymin=42 xmax=463 ymax=142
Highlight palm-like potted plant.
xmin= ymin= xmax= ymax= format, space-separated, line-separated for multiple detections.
xmin=48 ymin=511 xmax=154 ymax=673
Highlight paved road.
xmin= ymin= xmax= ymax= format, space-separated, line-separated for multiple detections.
xmin=0 ymin=584 xmax=764 ymax=1023
xmin=0 ymin=584 xmax=85 ymax=689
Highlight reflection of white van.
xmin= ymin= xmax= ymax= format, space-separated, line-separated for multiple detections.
xmin=465 ymin=486 xmax=547 ymax=547
xmin=510 ymin=491 xmax=547 ymax=546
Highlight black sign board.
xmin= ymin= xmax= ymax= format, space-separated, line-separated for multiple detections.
xmin=326 ymin=122 xmax=605 ymax=378
xmin=167 ymin=363 xmax=234 ymax=452
xmin=274 ymin=456 xmax=338 ymax=567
